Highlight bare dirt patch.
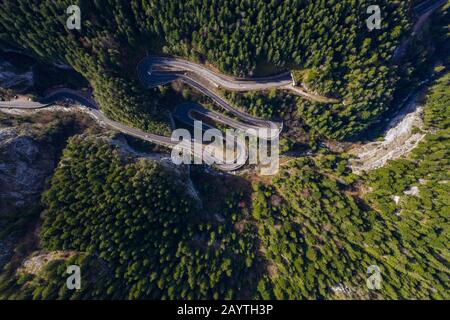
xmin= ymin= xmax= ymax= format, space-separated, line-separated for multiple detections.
xmin=18 ymin=250 xmax=77 ymax=275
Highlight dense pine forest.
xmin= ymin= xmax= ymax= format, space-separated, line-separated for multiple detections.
xmin=0 ymin=135 xmax=262 ymax=299
xmin=0 ymin=0 xmax=415 ymax=139
xmin=0 ymin=1 xmax=448 ymax=300
xmin=1 ymin=70 xmax=448 ymax=299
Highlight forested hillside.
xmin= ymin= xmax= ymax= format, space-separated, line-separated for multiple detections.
xmin=364 ymin=72 xmax=449 ymax=299
xmin=0 ymin=1 xmax=448 ymax=300
xmin=252 ymin=152 xmax=448 ymax=299
xmin=0 ymin=135 xmax=261 ymax=299
xmin=137 ymin=0 xmax=412 ymax=138
xmin=1 ymin=71 xmax=448 ymax=299
xmin=252 ymin=72 xmax=449 ymax=299
xmin=0 ymin=111 xmax=96 ymax=242
xmin=0 ymin=1 xmax=171 ymax=135
xmin=0 ymin=1 xmax=414 ymax=139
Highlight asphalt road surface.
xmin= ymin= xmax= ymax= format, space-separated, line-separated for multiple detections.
xmin=138 ymin=56 xmax=292 ymax=91
xmin=4 ymin=0 xmax=443 ymax=170
xmin=414 ymin=0 xmax=447 ymax=17
xmin=3 ymin=51 xmax=354 ymax=171
xmin=137 ymin=56 xmax=340 ymax=104
xmin=0 ymin=91 xmax=248 ymax=171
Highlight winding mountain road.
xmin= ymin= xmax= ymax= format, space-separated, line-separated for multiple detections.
xmin=392 ymin=0 xmax=447 ymax=63
xmin=3 ymin=0 xmax=444 ymax=171
xmin=138 ymin=56 xmax=293 ymax=91
xmin=414 ymin=0 xmax=447 ymax=16
xmin=173 ymin=102 xmax=279 ymax=140
xmin=138 ymin=56 xmax=340 ymax=104
xmin=2 ymin=53 xmax=297 ymax=172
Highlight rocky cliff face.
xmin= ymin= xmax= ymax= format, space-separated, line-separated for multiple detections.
xmin=0 ymin=127 xmax=55 ymax=213
xmin=0 ymin=126 xmax=56 ymax=269
xmin=0 ymin=60 xmax=33 ymax=93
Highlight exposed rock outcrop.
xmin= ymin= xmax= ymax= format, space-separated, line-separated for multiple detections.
xmin=350 ymin=91 xmax=426 ymax=174
xmin=0 ymin=126 xmax=56 ymax=270
xmin=0 ymin=127 xmax=55 ymax=213
xmin=0 ymin=60 xmax=33 ymax=92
